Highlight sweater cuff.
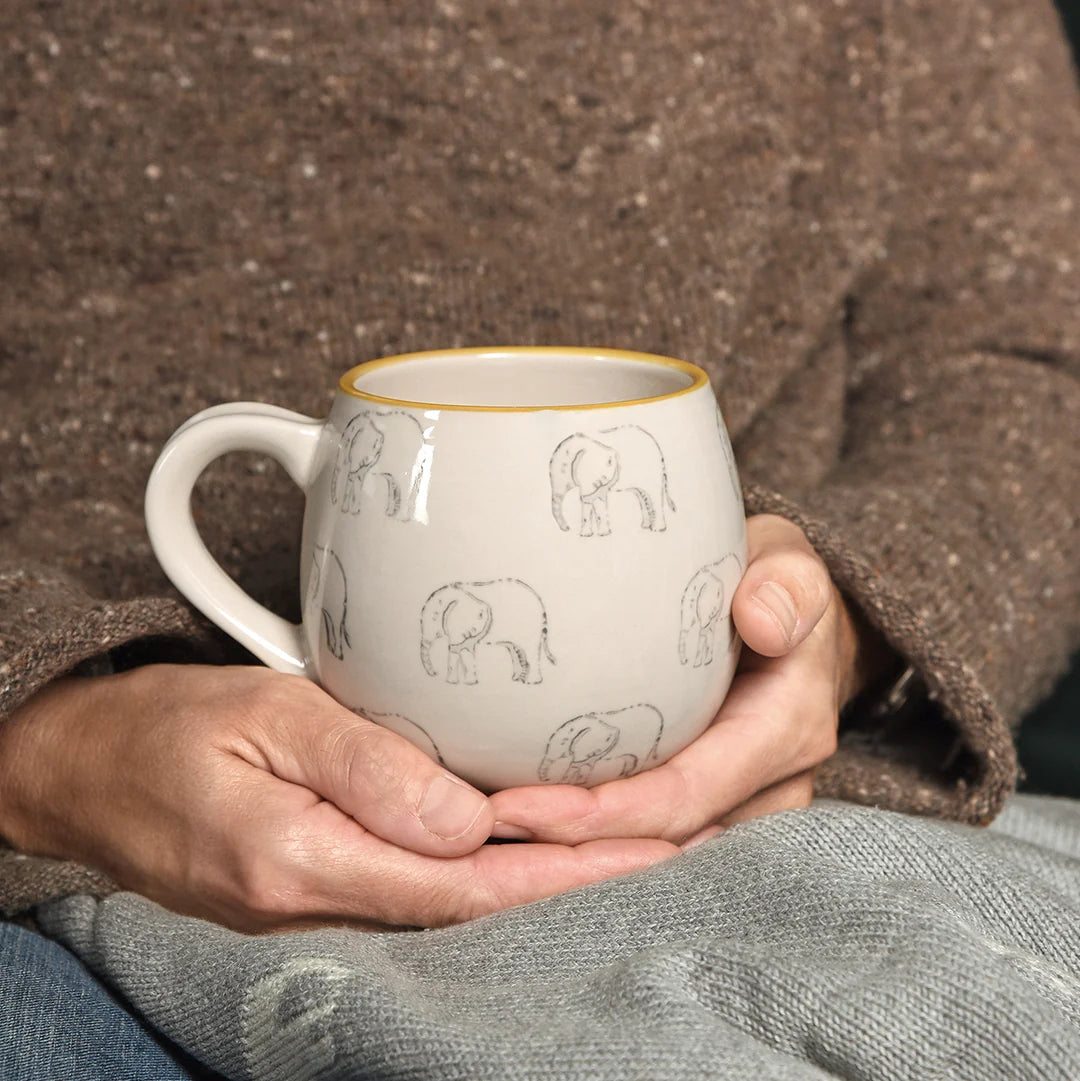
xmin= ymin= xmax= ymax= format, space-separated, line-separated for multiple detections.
xmin=0 ymin=569 xmax=240 ymax=914
xmin=743 ymin=484 xmax=1016 ymax=825
xmin=0 ymin=563 xmax=230 ymax=721
xmin=0 ymin=846 xmax=118 ymax=921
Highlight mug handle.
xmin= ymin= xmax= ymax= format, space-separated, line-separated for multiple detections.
xmin=144 ymin=403 xmax=326 ymax=677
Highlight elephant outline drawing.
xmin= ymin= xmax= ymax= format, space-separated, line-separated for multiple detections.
xmin=538 ymin=704 xmax=665 ymax=785
xmin=549 ymin=424 xmax=676 ymax=536
xmin=679 ymin=552 xmax=744 ymax=667
xmin=420 ymin=578 xmax=556 ymax=686
xmin=714 ymin=401 xmax=742 ymax=506
xmin=330 ymin=409 xmax=426 ymax=521
xmin=351 ymin=707 xmax=446 ymax=766
xmin=308 ymin=545 xmax=350 ymax=661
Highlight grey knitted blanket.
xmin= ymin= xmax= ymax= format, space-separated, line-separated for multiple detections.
xmin=38 ymin=797 xmax=1080 ymax=1080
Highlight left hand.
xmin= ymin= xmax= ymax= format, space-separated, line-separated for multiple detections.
xmin=489 ymin=514 xmax=873 ymax=846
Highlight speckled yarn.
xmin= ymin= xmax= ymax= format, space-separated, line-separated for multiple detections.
xmin=1 ymin=0 xmax=1078 ymax=914
xmin=34 ymin=797 xmax=1080 ymax=1080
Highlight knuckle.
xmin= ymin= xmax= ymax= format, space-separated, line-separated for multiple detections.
xmin=794 ymin=773 xmax=817 ymax=806
xmin=318 ymin=716 xmax=367 ymax=765
xmin=220 ymin=668 xmax=315 ymax=721
xmin=747 ymin=514 xmax=813 ymax=559
xmin=654 ymin=764 xmax=708 ymax=843
xmin=814 ymin=726 xmax=839 ymax=766
xmin=783 ymin=550 xmax=832 ymax=613
xmin=381 ymin=867 xmax=489 ymax=928
xmin=796 ymin=716 xmax=839 ymax=770
xmin=263 ymin=670 xmax=326 ymax=710
xmin=320 ymin=718 xmax=409 ymax=794
xmin=232 ymin=853 xmax=301 ymax=924
xmin=750 ymin=513 xmax=805 ymax=540
xmin=455 ymin=876 xmax=515 ymax=923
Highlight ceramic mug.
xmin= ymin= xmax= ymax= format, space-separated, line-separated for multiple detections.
xmin=145 ymin=347 xmax=747 ymax=791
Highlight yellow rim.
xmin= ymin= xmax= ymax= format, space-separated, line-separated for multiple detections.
xmin=337 ymin=347 xmax=709 ymax=412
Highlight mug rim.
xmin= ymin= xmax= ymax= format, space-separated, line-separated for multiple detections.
xmin=337 ymin=346 xmax=710 ymax=412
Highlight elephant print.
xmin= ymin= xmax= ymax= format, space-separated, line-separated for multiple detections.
xmin=538 ymin=704 xmax=665 ymax=786
xmin=714 ymin=400 xmax=742 ymax=506
xmin=308 ymin=545 xmax=350 ymax=660
xmin=679 ymin=553 xmax=744 ymax=667
xmin=549 ymin=424 xmax=675 ymax=536
xmin=420 ymin=578 xmax=556 ymax=686
xmin=352 ymin=708 xmax=445 ymax=766
xmin=330 ymin=410 xmax=425 ymax=521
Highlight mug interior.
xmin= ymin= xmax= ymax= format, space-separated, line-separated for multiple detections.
xmin=342 ymin=349 xmax=703 ymax=410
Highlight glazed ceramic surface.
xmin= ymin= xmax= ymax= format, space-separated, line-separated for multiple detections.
xmin=145 ymin=348 xmax=747 ymax=791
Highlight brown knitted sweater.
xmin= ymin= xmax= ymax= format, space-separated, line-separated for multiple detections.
xmin=2 ymin=0 xmax=1079 ymax=917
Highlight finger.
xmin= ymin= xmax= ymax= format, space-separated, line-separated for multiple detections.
xmin=490 ymin=642 xmax=837 ymax=845
xmin=677 ymin=771 xmax=814 ymax=852
xmin=733 ymin=514 xmax=833 ymax=657
xmin=680 ymin=824 xmax=725 ymax=849
xmin=716 ymin=769 xmax=815 ymax=827
xmin=233 ymin=790 xmax=679 ymax=930
xmin=240 ymin=678 xmax=494 ymax=858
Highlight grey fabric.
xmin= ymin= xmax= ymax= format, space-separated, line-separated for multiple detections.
xmin=38 ymin=797 xmax=1080 ymax=1080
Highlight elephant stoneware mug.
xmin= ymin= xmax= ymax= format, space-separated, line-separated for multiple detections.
xmin=145 ymin=347 xmax=747 ymax=791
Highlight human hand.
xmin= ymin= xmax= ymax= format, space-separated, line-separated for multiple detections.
xmin=0 ymin=665 xmax=676 ymax=930
xmin=489 ymin=514 xmax=876 ymax=845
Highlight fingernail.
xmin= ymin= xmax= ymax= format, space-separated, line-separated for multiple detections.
xmin=491 ymin=821 xmax=534 ymax=841
xmin=752 ymin=580 xmax=798 ymax=643
xmin=419 ymin=776 xmax=487 ymax=840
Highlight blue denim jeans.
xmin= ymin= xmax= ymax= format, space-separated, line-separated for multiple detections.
xmin=0 ymin=920 xmax=221 ymax=1080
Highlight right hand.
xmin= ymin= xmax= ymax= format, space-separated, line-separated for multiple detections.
xmin=0 ymin=665 xmax=676 ymax=931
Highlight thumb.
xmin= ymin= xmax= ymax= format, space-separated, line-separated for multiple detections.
xmin=256 ymin=690 xmax=494 ymax=858
xmin=732 ymin=514 xmax=833 ymax=658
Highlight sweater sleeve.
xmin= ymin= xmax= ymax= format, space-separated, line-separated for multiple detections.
xmin=748 ymin=0 xmax=1080 ymax=824
xmin=0 ymin=554 xmax=217 ymax=721
xmin=0 ymin=526 xmax=231 ymax=916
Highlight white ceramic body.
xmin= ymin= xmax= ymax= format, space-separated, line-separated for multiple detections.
xmin=145 ymin=348 xmax=746 ymax=792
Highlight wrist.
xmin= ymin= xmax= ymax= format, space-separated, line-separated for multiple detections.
xmin=0 ymin=676 xmax=97 ymax=857
xmin=834 ymin=592 xmax=896 ymax=707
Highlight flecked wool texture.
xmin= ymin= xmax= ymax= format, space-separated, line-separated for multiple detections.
xmin=1 ymin=0 xmax=1079 ymax=914
xmin=34 ymin=796 xmax=1080 ymax=1080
